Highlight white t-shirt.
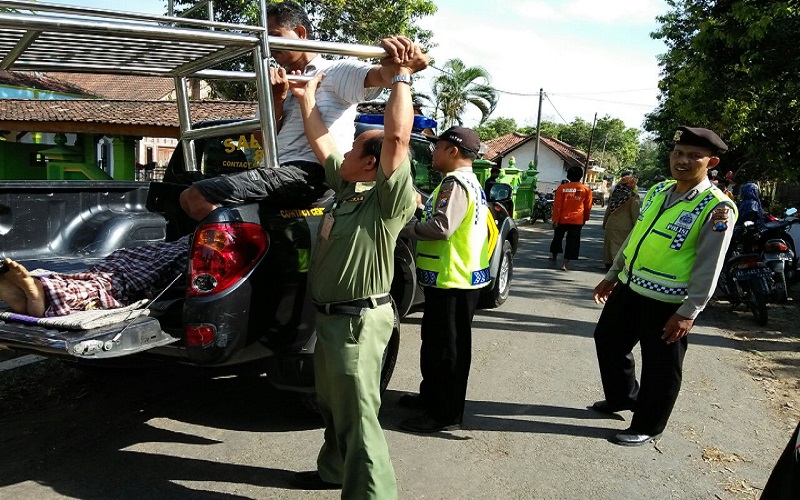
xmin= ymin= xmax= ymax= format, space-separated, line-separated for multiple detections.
xmin=276 ymin=56 xmax=381 ymax=164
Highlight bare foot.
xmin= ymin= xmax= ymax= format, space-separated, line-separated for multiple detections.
xmin=0 ymin=267 xmax=28 ymax=314
xmin=5 ymin=259 xmax=46 ymax=317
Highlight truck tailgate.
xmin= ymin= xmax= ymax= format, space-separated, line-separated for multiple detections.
xmin=0 ymin=316 xmax=178 ymax=359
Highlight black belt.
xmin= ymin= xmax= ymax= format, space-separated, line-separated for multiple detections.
xmin=314 ymin=294 xmax=392 ymax=316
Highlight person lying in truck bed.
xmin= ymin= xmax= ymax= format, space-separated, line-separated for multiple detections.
xmin=179 ymin=0 xmax=428 ymax=221
xmin=0 ymin=236 xmax=189 ymax=318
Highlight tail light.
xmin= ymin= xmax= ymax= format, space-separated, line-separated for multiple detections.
xmin=733 ymin=258 xmax=762 ymax=270
xmin=764 ymin=239 xmax=789 ymax=252
xmin=189 ymin=222 xmax=269 ymax=296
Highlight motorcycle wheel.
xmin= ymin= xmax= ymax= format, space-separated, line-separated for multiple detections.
xmin=748 ymin=291 xmax=768 ymax=326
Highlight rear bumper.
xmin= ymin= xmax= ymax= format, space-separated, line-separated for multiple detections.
xmin=0 ymin=316 xmax=178 ymax=359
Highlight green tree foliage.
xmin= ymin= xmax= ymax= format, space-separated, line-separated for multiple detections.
xmin=431 ymin=58 xmax=498 ymax=129
xmin=475 ymin=117 xmax=518 ymax=141
xmin=544 ymin=116 xmax=640 ymax=174
xmin=646 ymin=0 xmax=800 ymax=182
xmin=172 ymin=0 xmax=437 ymax=100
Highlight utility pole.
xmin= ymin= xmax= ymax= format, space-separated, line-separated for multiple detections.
xmin=582 ymin=112 xmax=597 ymax=184
xmin=533 ymin=88 xmax=543 ymax=170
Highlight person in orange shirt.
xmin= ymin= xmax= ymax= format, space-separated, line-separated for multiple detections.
xmin=549 ymin=166 xmax=593 ymax=271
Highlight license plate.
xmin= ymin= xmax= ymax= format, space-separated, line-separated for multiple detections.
xmin=734 ymin=267 xmax=772 ymax=279
xmin=764 ymin=253 xmax=793 ymax=261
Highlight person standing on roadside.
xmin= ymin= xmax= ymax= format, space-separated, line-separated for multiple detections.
xmin=591 ymin=126 xmax=737 ymax=446
xmin=398 ymin=126 xmax=490 ymax=433
xmin=602 ymin=172 xmax=640 ymax=270
xmin=549 ymin=166 xmax=592 ymax=271
xmin=287 ymin=38 xmax=425 ymax=497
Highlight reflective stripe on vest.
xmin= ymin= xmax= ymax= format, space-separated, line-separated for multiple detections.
xmin=619 ymin=180 xmax=736 ymax=303
xmin=416 ymin=170 xmax=490 ymax=289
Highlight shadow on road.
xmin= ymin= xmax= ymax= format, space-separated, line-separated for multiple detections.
xmin=0 ymin=365 xmax=320 ymax=498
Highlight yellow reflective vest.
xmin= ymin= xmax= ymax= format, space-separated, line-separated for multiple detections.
xmin=619 ymin=180 xmax=737 ymax=303
xmin=416 ymin=170 xmax=490 ymax=289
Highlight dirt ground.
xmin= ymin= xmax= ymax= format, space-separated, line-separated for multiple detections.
xmin=702 ymin=287 xmax=800 ymax=499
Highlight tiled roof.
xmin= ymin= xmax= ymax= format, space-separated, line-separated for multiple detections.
xmin=0 ymin=71 xmax=88 ymax=95
xmin=0 ymin=99 xmax=256 ymax=127
xmin=484 ymin=132 xmax=590 ymax=168
xmin=46 ymin=73 xmax=177 ymax=100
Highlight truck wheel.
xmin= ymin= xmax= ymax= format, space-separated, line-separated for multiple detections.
xmin=480 ymin=240 xmax=513 ymax=308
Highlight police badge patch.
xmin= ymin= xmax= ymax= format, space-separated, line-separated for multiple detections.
xmin=711 ymin=207 xmax=730 ymax=232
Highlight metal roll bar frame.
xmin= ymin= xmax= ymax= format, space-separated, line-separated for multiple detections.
xmin=0 ymin=0 xmax=387 ymax=172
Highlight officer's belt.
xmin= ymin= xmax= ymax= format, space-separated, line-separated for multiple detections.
xmin=314 ymin=294 xmax=391 ymax=316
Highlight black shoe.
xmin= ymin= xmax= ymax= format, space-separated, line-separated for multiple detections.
xmin=289 ymin=471 xmax=341 ymax=490
xmin=398 ymin=393 xmax=429 ymax=410
xmin=400 ymin=414 xmax=461 ymax=433
xmin=590 ymin=400 xmax=636 ymax=414
xmin=613 ymin=430 xmax=662 ymax=447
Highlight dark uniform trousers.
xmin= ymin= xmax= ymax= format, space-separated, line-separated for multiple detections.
xmin=549 ymin=223 xmax=583 ymax=260
xmin=593 ymin=283 xmax=688 ymax=435
xmin=419 ymin=286 xmax=481 ymax=425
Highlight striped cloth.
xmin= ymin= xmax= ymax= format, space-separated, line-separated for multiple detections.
xmin=37 ymin=236 xmax=190 ymax=317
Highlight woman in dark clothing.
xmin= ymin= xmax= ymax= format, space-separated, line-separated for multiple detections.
xmin=737 ymin=182 xmax=766 ymax=228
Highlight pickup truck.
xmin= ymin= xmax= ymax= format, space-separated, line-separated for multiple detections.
xmin=0 ymin=120 xmax=519 ymax=394
xmin=0 ymin=0 xmax=518 ymax=395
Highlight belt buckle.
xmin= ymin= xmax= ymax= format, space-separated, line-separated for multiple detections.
xmin=368 ymin=297 xmax=378 ymax=309
xmin=324 ymin=303 xmax=332 ymax=315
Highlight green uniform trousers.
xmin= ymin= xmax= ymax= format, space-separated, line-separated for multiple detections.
xmin=314 ymin=303 xmax=397 ymax=500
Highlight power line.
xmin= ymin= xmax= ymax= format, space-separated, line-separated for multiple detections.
xmin=544 ymin=94 xmax=569 ymax=125
xmin=548 ymin=93 xmax=656 ymax=108
xmin=427 ymin=64 xmax=656 ymax=107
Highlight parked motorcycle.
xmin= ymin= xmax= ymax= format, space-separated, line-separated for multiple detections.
xmin=759 ymin=208 xmax=798 ymax=302
xmin=717 ymin=208 xmax=798 ymax=325
xmin=531 ymin=192 xmax=554 ymax=223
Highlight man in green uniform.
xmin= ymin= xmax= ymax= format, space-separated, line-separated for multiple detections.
xmin=287 ymin=37 xmax=425 ymax=498
xmin=591 ymin=126 xmax=737 ymax=446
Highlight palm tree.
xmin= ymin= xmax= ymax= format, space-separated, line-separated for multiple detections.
xmin=431 ymin=58 xmax=498 ymax=129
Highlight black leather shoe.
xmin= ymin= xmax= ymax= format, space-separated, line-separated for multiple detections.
xmin=613 ymin=430 xmax=662 ymax=446
xmin=398 ymin=393 xmax=430 ymax=410
xmin=289 ymin=471 xmax=341 ymax=490
xmin=400 ymin=414 xmax=461 ymax=433
xmin=590 ymin=400 xmax=636 ymax=414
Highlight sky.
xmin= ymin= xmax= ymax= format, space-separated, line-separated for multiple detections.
xmin=49 ymin=0 xmax=669 ymax=131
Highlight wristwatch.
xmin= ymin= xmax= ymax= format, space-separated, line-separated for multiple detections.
xmin=391 ymin=73 xmax=412 ymax=85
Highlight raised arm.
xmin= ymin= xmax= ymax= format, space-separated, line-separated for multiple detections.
xmin=290 ymin=72 xmax=336 ymax=164
xmin=380 ymin=38 xmax=428 ymax=178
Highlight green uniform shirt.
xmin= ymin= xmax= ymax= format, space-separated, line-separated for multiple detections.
xmin=310 ymin=152 xmax=415 ymax=304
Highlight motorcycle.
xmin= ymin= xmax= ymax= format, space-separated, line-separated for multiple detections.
xmin=531 ymin=192 xmax=554 ymax=223
xmin=717 ymin=208 xmax=798 ymax=325
xmin=758 ymin=208 xmax=798 ymax=302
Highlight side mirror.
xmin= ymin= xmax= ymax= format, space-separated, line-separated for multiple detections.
xmin=488 ymin=183 xmax=513 ymax=202
xmin=786 ymin=207 xmax=798 ymax=217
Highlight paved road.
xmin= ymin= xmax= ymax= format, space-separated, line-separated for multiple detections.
xmin=0 ymin=211 xmax=789 ymax=499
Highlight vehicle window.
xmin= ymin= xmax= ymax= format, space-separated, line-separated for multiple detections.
xmin=409 ymin=137 xmax=440 ymax=194
xmin=200 ymin=134 xmax=264 ymax=178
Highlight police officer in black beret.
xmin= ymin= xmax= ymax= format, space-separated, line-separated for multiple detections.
xmin=590 ymin=126 xmax=738 ymax=446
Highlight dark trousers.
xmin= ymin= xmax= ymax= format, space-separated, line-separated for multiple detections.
xmin=593 ymin=283 xmax=687 ymax=435
xmin=761 ymin=420 xmax=800 ymax=499
xmin=419 ymin=286 xmax=481 ymax=424
xmin=550 ymin=223 xmax=583 ymax=259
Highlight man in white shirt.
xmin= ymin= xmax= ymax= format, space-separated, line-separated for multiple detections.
xmin=181 ymin=0 xmax=427 ymax=220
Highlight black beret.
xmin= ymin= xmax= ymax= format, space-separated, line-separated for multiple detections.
xmin=673 ymin=126 xmax=728 ymax=153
